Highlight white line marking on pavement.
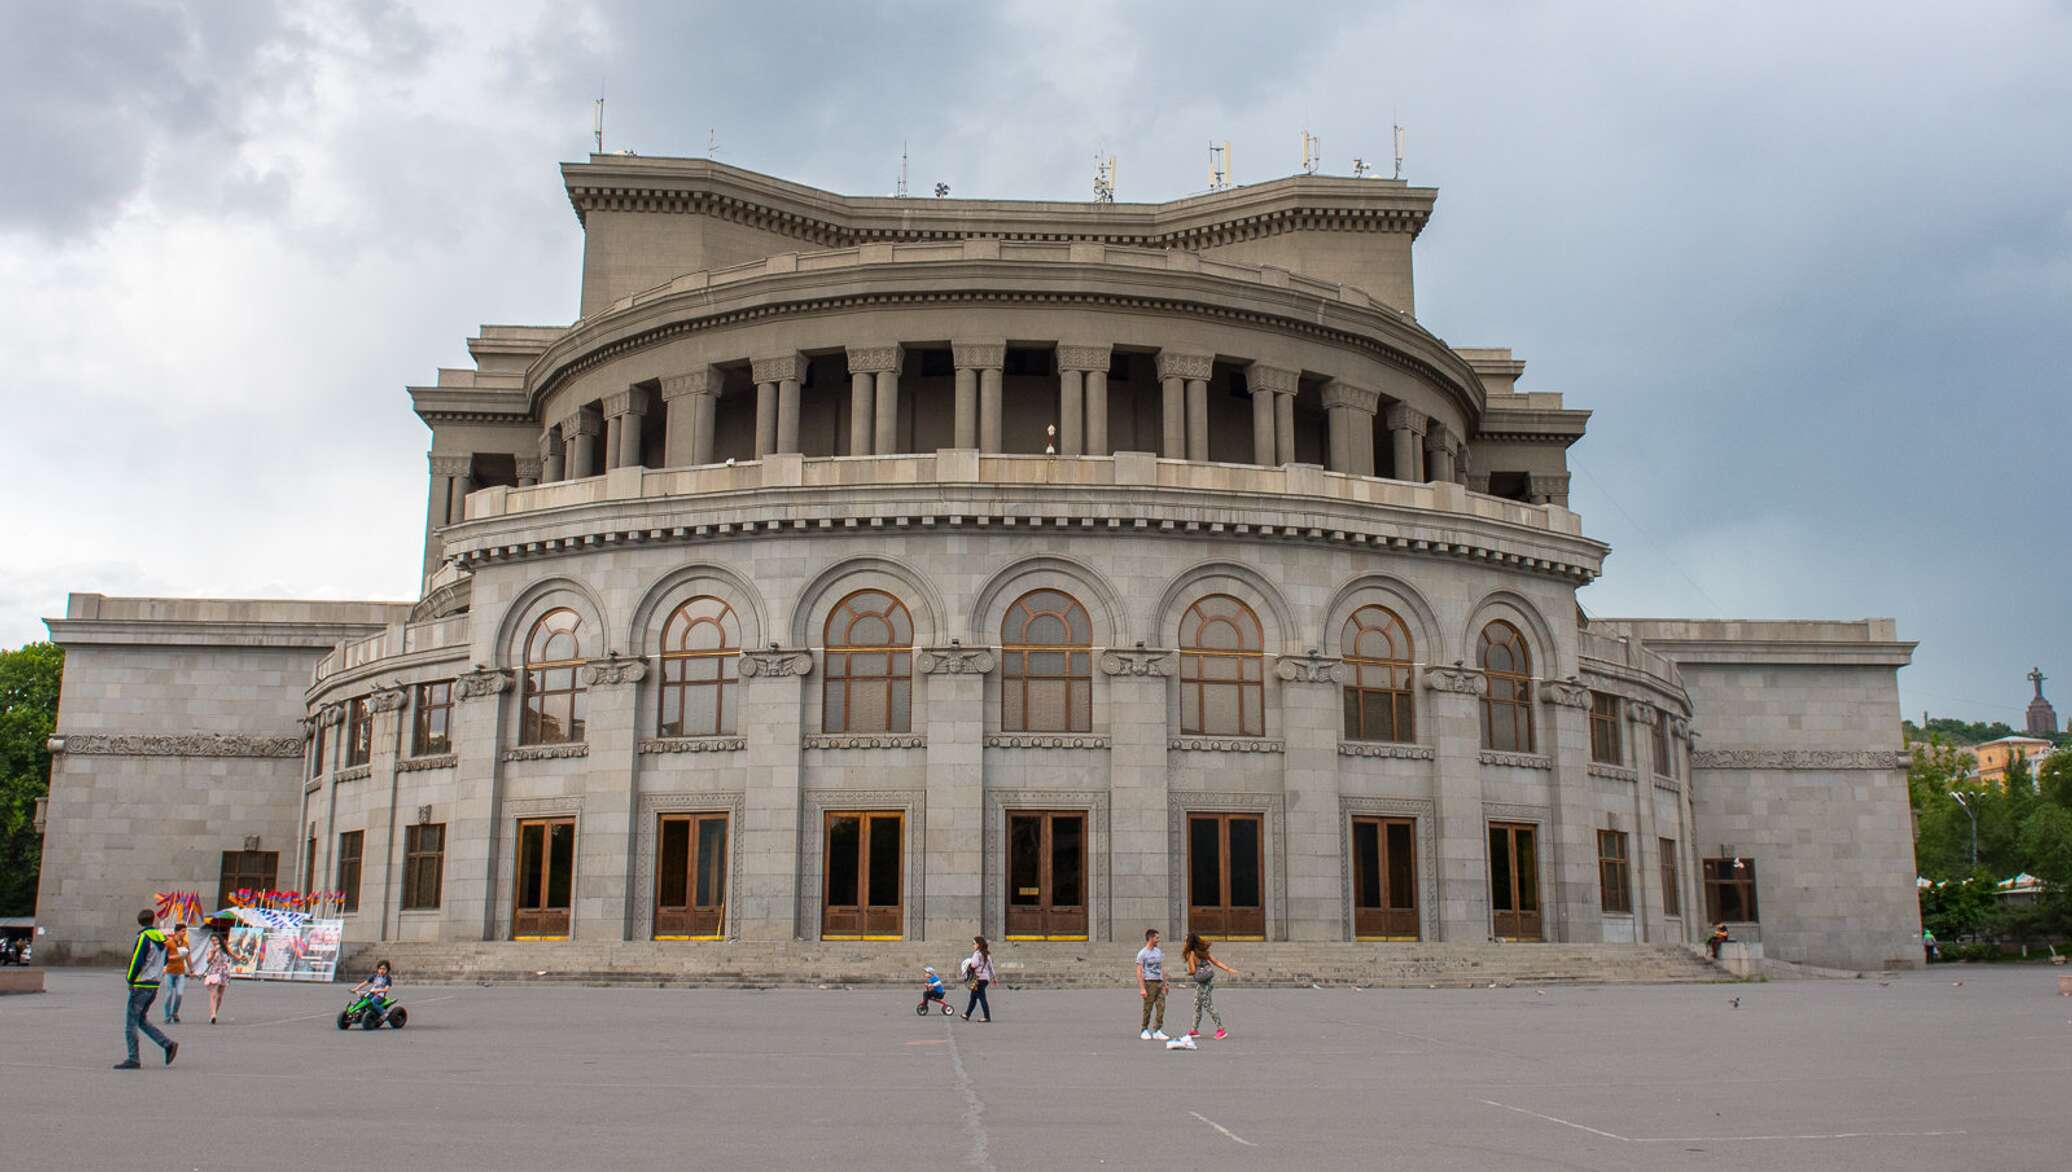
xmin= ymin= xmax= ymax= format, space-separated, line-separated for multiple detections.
xmin=1190 ymin=1111 xmax=1257 ymax=1146
xmin=943 ymin=1026 xmax=995 ymax=1171
xmin=1479 ymin=1099 xmax=1967 ymax=1144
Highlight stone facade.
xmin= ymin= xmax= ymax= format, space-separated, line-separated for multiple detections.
xmin=39 ymin=157 xmax=1921 ymax=971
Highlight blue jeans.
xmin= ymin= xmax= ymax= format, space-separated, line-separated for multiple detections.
xmin=125 ymin=986 xmax=172 ymax=1062
xmin=964 ymin=980 xmax=991 ymax=1021
xmin=162 ymin=974 xmax=185 ymax=1021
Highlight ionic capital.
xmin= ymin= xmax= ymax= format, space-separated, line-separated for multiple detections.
xmin=1625 ymin=699 xmax=1660 ymax=726
xmin=952 ymin=342 xmax=1005 ymax=371
xmin=1056 ymin=344 xmax=1112 ymax=373
xmin=1384 ymin=402 xmax=1428 ymax=435
xmin=1320 ymin=380 xmax=1380 ymax=415
xmin=846 ymin=345 xmax=904 ymax=375
xmin=1246 ymin=363 xmax=1299 ymax=397
xmin=1422 ymin=664 xmax=1482 ymax=694
xmin=660 ymin=368 xmax=720 ymax=400
xmin=751 ymin=353 xmax=807 ymax=384
xmin=1155 ymin=351 xmax=1213 ymax=382
xmin=602 ymin=387 xmax=649 ymax=419
xmin=428 ymin=453 xmax=473 ymax=478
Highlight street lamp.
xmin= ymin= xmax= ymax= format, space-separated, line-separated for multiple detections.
xmin=1949 ymin=790 xmax=1979 ymax=869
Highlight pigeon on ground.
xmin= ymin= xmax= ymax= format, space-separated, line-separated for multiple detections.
xmin=1730 ymin=996 xmax=1741 ymax=1009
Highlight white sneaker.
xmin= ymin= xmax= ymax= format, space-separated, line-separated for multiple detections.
xmin=1139 ymin=1029 xmax=1153 ymax=1040
xmin=1152 ymin=1030 xmax=1170 ymax=1040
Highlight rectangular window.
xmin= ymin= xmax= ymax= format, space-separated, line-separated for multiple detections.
xmin=1659 ymin=837 xmax=1681 ymax=918
xmin=336 ymin=830 xmax=364 ymax=914
xmin=1654 ymin=711 xmax=1675 ymax=775
xmin=1598 ymin=829 xmax=1632 ymax=914
xmin=345 ymin=696 xmax=374 ymax=768
xmin=1703 ymin=857 xmax=1758 ymax=923
xmin=1589 ymin=692 xmax=1622 ymax=765
xmin=1480 ymin=677 xmax=1535 ymax=752
xmin=412 ymin=681 xmax=454 ymax=756
xmin=402 ymin=823 xmax=445 ymax=910
xmin=217 ymin=850 xmax=278 ymax=909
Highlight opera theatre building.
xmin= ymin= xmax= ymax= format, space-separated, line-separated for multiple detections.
xmin=38 ymin=154 xmax=1924 ymax=974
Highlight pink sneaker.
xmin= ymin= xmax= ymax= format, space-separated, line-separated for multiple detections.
xmin=1187 ymin=1030 xmax=1199 ymax=1037
xmin=1214 ymin=1028 xmax=1227 ymax=1040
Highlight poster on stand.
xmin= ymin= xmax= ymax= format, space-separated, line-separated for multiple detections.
xmin=224 ymin=909 xmax=345 ymax=982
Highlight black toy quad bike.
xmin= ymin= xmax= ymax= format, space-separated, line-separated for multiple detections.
xmin=337 ymin=991 xmax=409 ymax=1030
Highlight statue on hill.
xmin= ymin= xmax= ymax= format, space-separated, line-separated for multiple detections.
xmin=2026 ymin=666 xmax=2060 ymax=737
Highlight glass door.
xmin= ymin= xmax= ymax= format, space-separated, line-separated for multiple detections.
xmin=654 ymin=813 xmax=729 ymax=939
xmin=1351 ymin=816 xmax=1419 ymax=939
xmin=823 ymin=811 xmax=903 ymax=939
xmin=1004 ymin=811 xmax=1089 ymax=940
xmin=1488 ymin=822 xmax=1542 ymax=940
xmin=1187 ymin=813 xmax=1265 ymax=938
xmin=513 ymin=817 xmax=575 ymax=939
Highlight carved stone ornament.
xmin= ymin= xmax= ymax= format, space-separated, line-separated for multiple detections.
xmin=58 ymin=733 xmax=303 ymax=759
xmin=369 ymin=687 xmax=409 ymax=713
xmin=846 ymin=345 xmax=903 ymax=374
xmin=1056 ymin=344 xmax=1113 ymax=373
xmin=1690 ymin=749 xmax=1912 ymax=771
xmin=1246 ymin=363 xmax=1299 ymax=396
xmin=454 ymin=668 xmax=514 ymax=701
xmin=397 ymin=753 xmax=458 ymax=773
xmin=1670 ymin=716 xmax=1692 ymax=741
xmin=659 ymin=368 xmax=718 ymax=400
xmin=984 ymin=734 xmax=1110 ymax=750
xmin=1624 ymin=699 xmax=1660 ymax=726
xmin=1588 ymin=763 xmax=1639 ymax=784
xmin=1099 ymin=648 xmax=1174 ymax=677
xmin=739 ymin=649 xmax=814 ymax=678
xmin=335 ymin=764 xmax=372 ymax=783
xmin=560 ymin=411 xmax=601 ymax=438
xmin=513 ymin=456 xmax=543 ymax=481
xmin=951 ymin=343 xmax=1005 ymax=370
xmin=750 ymin=353 xmax=807 ymax=384
xmin=320 ymin=704 xmax=347 ymax=727
xmin=803 ymin=734 xmax=926 ymax=750
xmin=1154 ymin=351 xmax=1213 ymax=381
xmin=602 ymin=387 xmax=649 ymax=418
xmin=582 ymin=656 xmax=649 ymax=687
xmin=1273 ymin=653 xmax=1344 ymax=685
xmin=1320 ymin=380 xmax=1381 ymax=415
xmin=639 ymin=737 xmax=748 ymax=754
xmin=1422 ymin=665 xmax=1482 ymax=694
xmin=1479 ymin=750 xmax=1553 ymax=770
xmin=502 ymin=743 xmax=590 ymax=762
xmin=1338 ymin=742 xmax=1436 ymax=760
xmin=920 ymin=647 xmax=997 ymax=675
xmin=427 ymin=453 xmax=473 ymax=477
xmin=1383 ymin=402 xmax=1428 ymax=434
xmin=1541 ymin=680 xmax=1592 ymax=709
xmin=1170 ymin=737 xmax=1284 ymax=753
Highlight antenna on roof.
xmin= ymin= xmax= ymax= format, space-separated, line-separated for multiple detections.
xmin=1093 ymin=153 xmax=1117 ymax=202
xmin=707 ymin=128 xmax=718 ymax=158
xmin=1393 ymin=120 xmax=1405 ymax=180
xmin=1300 ymin=130 xmax=1321 ymax=175
xmin=1207 ymin=140 xmax=1232 ymax=191
xmin=592 ymin=89 xmax=605 ymax=155
xmin=1352 ymin=157 xmax=1371 ymax=178
xmin=896 ymin=141 xmax=909 ymax=198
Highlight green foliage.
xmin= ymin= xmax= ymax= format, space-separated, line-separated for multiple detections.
xmin=2038 ymin=749 xmax=2072 ymax=810
xmin=0 ymin=642 xmax=63 ymax=916
xmin=1918 ymin=876 xmax=1997 ymax=940
xmin=1904 ymin=716 xmax=2018 ymax=746
xmin=1911 ymin=737 xmax=2072 ymax=942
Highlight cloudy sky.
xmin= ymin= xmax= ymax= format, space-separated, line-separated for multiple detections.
xmin=2 ymin=1 xmax=2066 ymax=725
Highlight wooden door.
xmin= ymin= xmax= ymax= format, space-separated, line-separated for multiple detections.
xmin=822 ymin=812 xmax=903 ymax=939
xmin=1004 ymin=811 xmax=1089 ymax=940
xmin=654 ymin=813 xmax=728 ymax=939
xmin=1187 ymin=813 xmax=1266 ymax=938
xmin=513 ymin=817 xmax=575 ymax=938
xmin=1351 ymin=816 xmax=1420 ymax=939
xmin=1488 ymin=822 xmax=1542 ymax=940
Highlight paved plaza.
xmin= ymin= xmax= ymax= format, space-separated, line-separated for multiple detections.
xmin=3 ymin=966 xmax=2066 ymax=1170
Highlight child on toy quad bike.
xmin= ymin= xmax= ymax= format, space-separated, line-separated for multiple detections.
xmin=338 ymin=960 xmax=408 ymax=1030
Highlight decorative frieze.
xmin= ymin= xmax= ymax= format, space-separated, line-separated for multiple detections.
xmin=1170 ymin=736 xmax=1284 ymax=753
xmin=1154 ymin=351 xmax=1212 ymax=381
xmin=845 ymin=345 xmax=903 ymax=374
xmin=984 ymin=734 xmax=1109 ymax=750
xmin=739 ymin=649 xmax=814 ymax=678
xmin=1055 ymin=344 xmax=1112 ymax=372
xmin=639 ymin=737 xmax=748 ymax=754
xmin=1479 ymin=750 xmax=1553 ymax=769
xmin=1422 ymin=664 xmax=1482 ymax=694
xmin=1588 ymin=763 xmax=1639 ymax=784
xmin=803 ymin=734 xmax=926 ymax=750
xmin=1540 ymin=680 xmax=1592 ymax=709
xmin=919 ymin=646 xmax=996 ymax=675
xmin=454 ymin=668 xmax=512 ymax=700
xmin=397 ymin=754 xmax=458 ymax=773
xmin=54 ymin=733 xmax=303 ymax=759
xmin=335 ymin=764 xmax=372 ymax=783
xmin=1337 ymin=742 xmax=1436 ymax=760
xmin=1273 ymin=653 xmax=1344 ymax=685
xmin=502 ymin=743 xmax=590 ymax=762
xmin=1691 ymin=749 xmax=1912 ymax=771
xmin=1099 ymin=647 xmax=1174 ymax=677
xmin=581 ymin=656 xmax=648 ymax=687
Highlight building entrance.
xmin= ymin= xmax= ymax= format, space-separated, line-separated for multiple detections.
xmin=823 ymin=811 xmax=903 ymax=939
xmin=654 ymin=813 xmax=728 ymax=939
xmin=1351 ymin=815 xmax=1419 ymax=939
xmin=1488 ymin=821 xmax=1542 ymax=940
xmin=1187 ymin=812 xmax=1265 ymax=938
xmin=513 ymin=817 xmax=575 ymax=939
xmin=1004 ymin=811 xmax=1088 ymax=940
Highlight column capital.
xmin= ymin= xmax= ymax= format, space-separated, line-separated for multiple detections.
xmin=660 ymin=368 xmax=720 ymax=400
xmin=1383 ymin=402 xmax=1428 ymax=434
xmin=952 ymin=342 xmax=1004 ymax=370
xmin=514 ymin=455 xmax=543 ymax=480
xmin=1425 ymin=423 xmax=1456 ymax=453
xmin=846 ymin=344 xmax=904 ymax=375
xmin=1422 ymin=663 xmax=1483 ymax=694
xmin=536 ymin=429 xmax=558 ymax=455
xmin=1320 ymin=380 xmax=1380 ymax=415
xmin=1056 ymin=344 xmax=1112 ymax=373
xmin=1526 ymin=472 xmax=1571 ymax=501
xmin=602 ymin=386 xmax=649 ymax=419
xmin=1540 ymin=678 xmax=1592 ymax=709
xmin=427 ymin=453 xmax=473 ymax=477
xmin=560 ymin=411 xmax=601 ymax=438
xmin=1155 ymin=351 xmax=1213 ymax=381
xmin=751 ymin=353 xmax=808 ymax=384
xmin=1247 ymin=363 xmax=1299 ymax=397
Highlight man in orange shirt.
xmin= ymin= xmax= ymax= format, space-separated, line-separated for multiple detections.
xmin=160 ymin=922 xmax=190 ymax=1024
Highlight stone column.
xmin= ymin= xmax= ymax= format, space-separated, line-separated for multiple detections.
xmin=753 ymin=354 xmax=806 ymax=455
xmin=514 ymin=456 xmax=541 ymax=489
xmin=1423 ymin=664 xmax=1490 ymax=941
xmin=1385 ymin=403 xmax=1427 ymax=482
xmin=1276 ymin=654 xmax=1346 ymax=940
xmin=448 ymin=667 xmax=514 ymax=941
xmin=426 ymin=453 xmax=469 ymax=536
xmin=1541 ymin=679 xmax=1602 ymax=944
xmin=1057 ymin=346 xmax=1110 ymax=459
xmin=1102 ymin=647 xmax=1174 ymax=934
xmin=1426 ymin=427 xmax=1459 ymax=484
xmin=602 ymin=414 xmax=621 ymax=472
xmin=753 ymin=378 xmax=778 ymax=459
xmin=604 ymin=387 xmax=648 ymax=470
xmin=660 ymin=369 xmax=718 ymax=467
xmin=578 ymin=655 xmax=646 ymax=941
xmin=1157 ymin=352 xmax=1212 ymax=462
xmin=921 ymin=646 xmax=993 ymax=940
xmin=955 ymin=343 xmax=1004 ymax=454
xmin=539 ymin=427 xmax=564 ymax=484
xmin=1526 ymin=472 xmax=1571 ymax=508
xmin=1321 ymin=381 xmax=1379 ymax=475
xmin=847 ymin=370 xmax=875 ymax=456
xmin=563 ymin=411 xmax=601 ymax=479
xmin=1247 ymin=364 xmax=1297 ymax=467
xmin=848 ymin=345 xmax=903 ymax=456
xmin=1626 ymin=699 xmax=1662 ymax=944
xmin=952 ymin=366 xmax=978 ymax=449
xmin=736 ymin=649 xmax=813 ymax=940
xmin=1157 ymin=372 xmax=1185 ymax=458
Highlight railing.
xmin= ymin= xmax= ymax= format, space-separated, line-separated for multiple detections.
xmin=312 ymin=614 xmax=472 ymax=685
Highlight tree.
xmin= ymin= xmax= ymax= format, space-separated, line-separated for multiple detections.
xmin=2038 ymin=748 xmax=2072 ymax=810
xmin=1909 ymin=738 xmax=1980 ymax=880
xmin=0 ymin=642 xmax=63 ymax=916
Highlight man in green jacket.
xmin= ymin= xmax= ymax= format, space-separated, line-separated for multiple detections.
xmin=116 ymin=909 xmax=178 ymax=1070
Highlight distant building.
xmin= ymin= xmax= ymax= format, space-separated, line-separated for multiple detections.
xmin=1972 ymin=736 xmax=2055 ymax=786
xmin=2025 ymin=666 xmax=2059 ymax=738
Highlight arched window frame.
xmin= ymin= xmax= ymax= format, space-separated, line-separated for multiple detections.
xmin=1341 ymin=605 xmax=1415 ymax=742
xmin=1178 ymin=594 xmax=1265 ymax=737
xmin=520 ymin=607 xmax=588 ymax=746
xmin=657 ymin=596 xmax=742 ymax=737
xmin=1478 ymin=620 xmax=1535 ymax=753
xmin=822 ymin=589 xmax=914 ymax=734
xmin=999 ymin=589 xmax=1093 ymax=733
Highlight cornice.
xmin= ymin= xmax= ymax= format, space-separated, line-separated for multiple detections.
xmin=51 ymin=733 xmax=303 ymax=759
xmin=1692 ymin=749 xmax=1911 ymax=771
xmin=46 ymin=618 xmax=397 ymax=652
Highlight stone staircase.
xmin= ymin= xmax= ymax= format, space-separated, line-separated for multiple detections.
xmin=343 ymin=939 xmax=1731 ymax=989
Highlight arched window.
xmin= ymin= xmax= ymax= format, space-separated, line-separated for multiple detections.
xmin=1000 ymin=589 xmax=1092 ymax=732
xmin=823 ymin=589 xmax=913 ymax=733
xmin=1179 ymin=594 xmax=1264 ymax=736
xmin=658 ymin=596 xmax=741 ymax=737
xmin=1342 ymin=605 xmax=1415 ymax=742
xmin=520 ymin=608 xmax=587 ymax=745
xmin=1478 ymin=620 xmax=1534 ymax=752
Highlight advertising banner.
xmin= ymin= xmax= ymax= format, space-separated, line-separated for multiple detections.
xmin=224 ymin=909 xmax=345 ymax=982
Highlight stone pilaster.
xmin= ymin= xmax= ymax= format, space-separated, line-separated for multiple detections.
xmin=1423 ymin=663 xmax=1488 ymax=940
xmin=1275 ymin=653 xmax=1345 ymax=940
xmin=1102 ymin=647 xmax=1175 ymax=932
xmin=953 ymin=343 xmax=1003 ymax=454
xmin=1248 ymin=364 xmax=1298 ymax=467
xmin=1321 ymin=381 xmax=1379 ymax=476
xmin=423 ymin=453 xmax=472 ymax=576
xmin=753 ymin=354 xmax=806 ymax=456
xmin=736 ymin=649 xmax=813 ymax=940
xmin=1625 ymin=698 xmax=1662 ymax=943
xmin=448 ymin=667 xmax=513 ymax=941
xmin=920 ymin=646 xmax=993 ymax=939
xmin=1385 ymin=402 xmax=1427 ymax=482
xmin=660 ymin=369 xmax=719 ymax=467
xmin=1540 ymin=678 xmax=1601 ymax=943
xmin=576 ymin=655 xmax=646 ymax=941
xmin=365 ymin=685 xmax=409 ymax=940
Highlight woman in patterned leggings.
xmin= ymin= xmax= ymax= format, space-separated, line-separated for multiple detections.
xmin=1182 ymin=933 xmax=1239 ymax=1040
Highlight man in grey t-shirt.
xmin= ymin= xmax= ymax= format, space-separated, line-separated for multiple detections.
xmin=1136 ymin=928 xmax=1168 ymax=1039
